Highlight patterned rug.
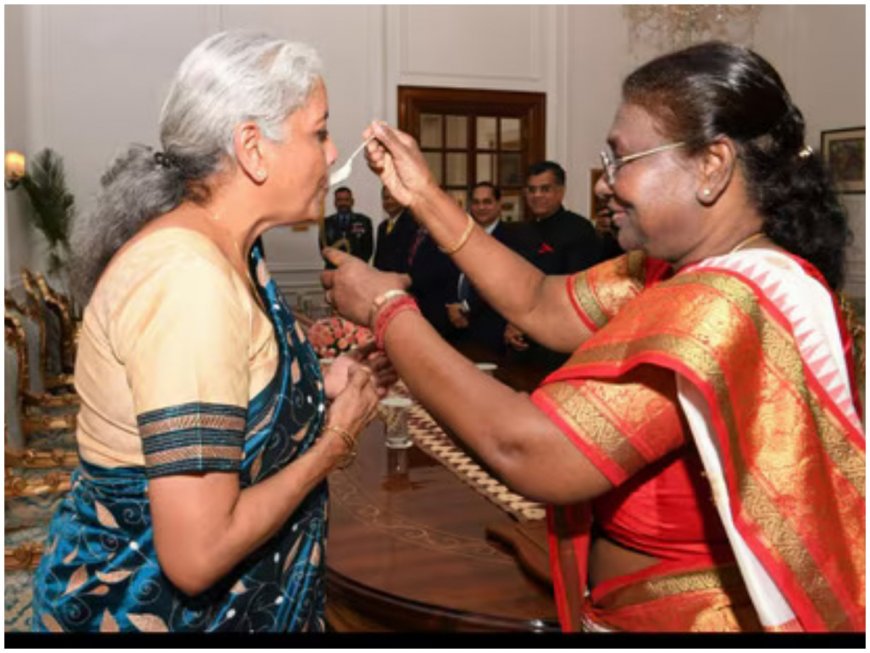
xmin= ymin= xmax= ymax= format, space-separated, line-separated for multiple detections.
xmin=5 ymin=569 xmax=34 ymax=632
xmin=392 ymin=384 xmax=546 ymax=522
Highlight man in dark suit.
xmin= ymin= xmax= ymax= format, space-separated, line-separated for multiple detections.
xmin=373 ymin=186 xmax=419 ymax=274
xmin=446 ymin=182 xmax=534 ymax=355
xmin=407 ymin=224 xmax=462 ymax=340
xmin=520 ymin=160 xmax=602 ymax=274
xmin=505 ymin=161 xmax=604 ymax=370
xmin=320 ymin=186 xmax=373 ymax=269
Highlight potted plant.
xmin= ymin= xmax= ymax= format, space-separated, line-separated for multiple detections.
xmin=19 ymin=148 xmax=75 ymax=280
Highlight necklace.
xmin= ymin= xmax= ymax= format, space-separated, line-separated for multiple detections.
xmin=729 ymin=231 xmax=766 ymax=254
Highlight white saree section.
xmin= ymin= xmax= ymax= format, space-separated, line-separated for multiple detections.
xmin=677 ymin=249 xmax=863 ymax=630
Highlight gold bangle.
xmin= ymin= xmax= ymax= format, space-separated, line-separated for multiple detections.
xmin=323 ymin=424 xmax=357 ymax=469
xmin=370 ymin=289 xmax=409 ymax=327
xmin=438 ymin=213 xmax=476 ymax=255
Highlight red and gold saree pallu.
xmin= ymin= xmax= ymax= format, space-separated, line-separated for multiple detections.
xmin=535 ymin=251 xmax=865 ymax=632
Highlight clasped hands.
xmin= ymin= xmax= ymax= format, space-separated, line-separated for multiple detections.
xmin=322 ymin=339 xmax=398 ymax=400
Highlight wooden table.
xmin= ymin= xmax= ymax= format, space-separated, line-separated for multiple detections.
xmin=324 ymin=343 xmax=558 ymax=632
xmin=326 ymin=427 xmax=558 ymax=632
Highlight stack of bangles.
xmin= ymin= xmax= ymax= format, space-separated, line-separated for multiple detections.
xmin=370 ymin=289 xmax=420 ymax=350
xmin=323 ymin=424 xmax=357 ymax=469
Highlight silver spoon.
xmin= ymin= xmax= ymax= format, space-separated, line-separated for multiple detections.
xmin=329 ymin=137 xmax=374 ymax=187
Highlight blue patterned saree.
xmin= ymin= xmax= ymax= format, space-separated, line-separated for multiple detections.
xmin=32 ymin=243 xmax=329 ymax=632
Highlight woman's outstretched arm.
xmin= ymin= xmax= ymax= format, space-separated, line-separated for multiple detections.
xmin=363 ymin=121 xmax=594 ymax=354
xmin=322 ymin=249 xmax=611 ymax=505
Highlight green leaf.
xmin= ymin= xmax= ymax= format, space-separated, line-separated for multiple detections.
xmin=19 ymin=148 xmax=75 ymax=272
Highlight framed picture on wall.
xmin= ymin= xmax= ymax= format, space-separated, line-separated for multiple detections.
xmin=821 ymin=127 xmax=865 ymax=193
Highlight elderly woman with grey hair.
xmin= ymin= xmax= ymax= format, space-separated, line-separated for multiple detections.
xmin=32 ymin=31 xmax=386 ymax=632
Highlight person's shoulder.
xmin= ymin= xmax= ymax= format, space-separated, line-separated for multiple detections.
xmin=324 ymin=212 xmax=338 ymax=222
xmin=96 ymin=228 xmax=248 ymax=323
xmin=558 ymin=208 xmax=596 ymax=235
xmin=117 ymin=227 xmax=228 ymax=268
xmin=559 ymin=207 xmax=590 ymax=222
xmin=493 ymin=220 xmax=518 ymax=238
xmin=399 ymin=212 xmax=419 ymax=234
xmin=494 ymin=221 xmax=543 ymax=254
xmin=498 ymin=220 xmax=537 ymax=240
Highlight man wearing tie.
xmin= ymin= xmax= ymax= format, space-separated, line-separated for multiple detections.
xmin=320 ymin=186 xmax=373 ymax=269
xmin=373 ymin=185 xmax=419 ymax=274
xmin=446 ymin=182 xmax=534 ymax=355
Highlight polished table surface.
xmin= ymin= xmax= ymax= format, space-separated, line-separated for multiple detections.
xmin=325 ymin=343 xmax=558 ymax=632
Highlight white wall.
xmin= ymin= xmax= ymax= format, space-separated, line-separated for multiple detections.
xmin=4 ymin=4 xmax=865 ymax=298
xmin=5 ymin=4 xmax=36 ymax=288
xmin=758 ymin=5 xmax=866 ymax=298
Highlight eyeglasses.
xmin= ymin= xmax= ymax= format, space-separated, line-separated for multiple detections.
xmin=600 ymin=142 xmax=686 ymax=186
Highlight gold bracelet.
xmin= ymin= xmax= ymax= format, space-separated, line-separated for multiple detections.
xmin=323 ymin=424 xmax=357 ymax=469
xmin=438 ymin=213 xmax=476 ymax=255
xmin=369 ymin=289 xmax=409 ymax=327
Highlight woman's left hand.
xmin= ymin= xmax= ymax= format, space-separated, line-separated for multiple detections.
xmin=323 ymin=341 xmax=399 ymax=400
xmin=321 ymin=248 xmax=410 ymax=326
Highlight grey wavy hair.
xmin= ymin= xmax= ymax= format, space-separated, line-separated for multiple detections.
xmin=70 ymin=30 xmax=323 ymax=302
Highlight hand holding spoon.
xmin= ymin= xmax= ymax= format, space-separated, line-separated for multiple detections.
xmin=329 ymin=137 xmax=374 ymax=187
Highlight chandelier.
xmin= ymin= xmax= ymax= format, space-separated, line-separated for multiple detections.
xmin=623 ymin=5 xmax=762 ymax=53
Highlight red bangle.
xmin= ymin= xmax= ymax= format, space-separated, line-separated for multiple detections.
xmin=373 ymin=295 xmax=420 ymax=349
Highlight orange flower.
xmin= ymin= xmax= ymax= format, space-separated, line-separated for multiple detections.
xmin=307 ymin=317 xmax=372 ymax=358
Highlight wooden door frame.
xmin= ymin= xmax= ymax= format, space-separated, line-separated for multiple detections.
xmin=397 ymin=85 xmax=546 ymax=187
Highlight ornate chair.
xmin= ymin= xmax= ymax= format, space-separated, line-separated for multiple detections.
xmin=5 ymin=315 xmax=77 ymax=452
xmin=19 ymin=270 xmax=76 ymax=387
xmin=6 ymin=446 xmax=79 ymax=469
xmin=4 ymin=450 xmax=75 ymax=632
xmin=5 ymin=298 xmax=77 ymax=399
xmin=33 ymin=271 xmax=79 ymax=373
xmin=5 ymin=327 xmax=28 ymax=452
xmin=5 ymin=465 xmax=71 ymax=532
xmin=4 ymin=423 xmax=77 ymax=632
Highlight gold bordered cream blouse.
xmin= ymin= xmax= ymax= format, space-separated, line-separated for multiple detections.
xmin=74 ymin=228 xmax=278 ymax=470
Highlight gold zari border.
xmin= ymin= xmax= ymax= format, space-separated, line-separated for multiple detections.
xmin=595 ymin=564 xmax=746 ymax=611
xmin=139 ymin=413 xmax=246 ymax=439
xmin=541 ymin=383 xmax=644 ymax=478
xmin=572 ymin=252 xmax=647 ymax=330
xmin=567 ymin=269 xmax=864 ymax=630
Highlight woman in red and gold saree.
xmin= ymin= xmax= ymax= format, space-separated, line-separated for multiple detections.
xmin=535 ymin=249 xmax=863 ymax=632
xmin=323 ymin=41 xmax=864 ymax=632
